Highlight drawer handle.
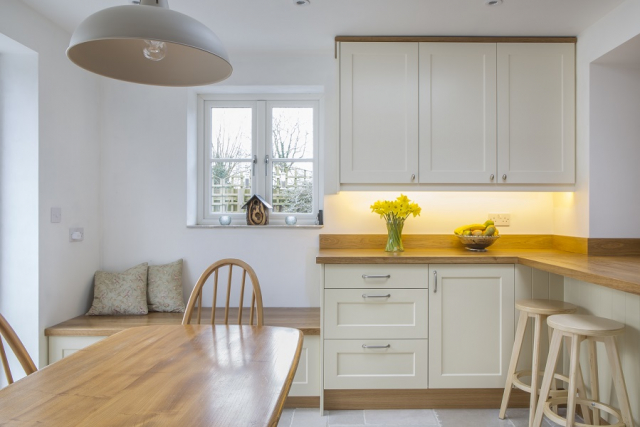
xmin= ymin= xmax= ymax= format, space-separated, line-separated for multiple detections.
xmin=362 ymin=344 xmax=391 ymax=349
xmin=362 ymin=294 xmax=391 ymax=299
xmin=362 ymin=274 xmax=391 ymax=279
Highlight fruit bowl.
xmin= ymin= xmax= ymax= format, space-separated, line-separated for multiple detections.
xmin=456 ymin=235 xmax=500 ymax=252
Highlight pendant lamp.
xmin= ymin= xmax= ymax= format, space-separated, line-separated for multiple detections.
xmin=67 ymin=0 xmax=232 ymax=87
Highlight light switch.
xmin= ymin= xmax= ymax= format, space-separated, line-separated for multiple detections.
xmin=51 ymin=207 xmax=62 ymax=223
xmin=69 ymin=228 xmax=84 ymax=242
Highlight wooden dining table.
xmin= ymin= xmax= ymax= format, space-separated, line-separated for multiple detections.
xmin=0 ymin=324 xmax=303 ymax=426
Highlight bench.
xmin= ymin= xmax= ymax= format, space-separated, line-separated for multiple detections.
xmin=45 ymin=307 xmax=321 ymax=407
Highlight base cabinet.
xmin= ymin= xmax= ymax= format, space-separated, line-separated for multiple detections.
xmin=428 ymin=264 xmax=515 ymax=388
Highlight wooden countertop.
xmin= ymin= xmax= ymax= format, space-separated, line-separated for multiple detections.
xmin=317 ymin=248 xmax=640 ymax=296
xmin=45 ymin=307 xmax=320 ymax=337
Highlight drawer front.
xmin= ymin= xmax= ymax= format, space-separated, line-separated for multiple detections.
xmin=324 ymin=289 xmax=428 ymax=339
xmin=325 ymin=265 xmax=428 ymax=289
xmin=324 ymin=339 xmax=428 ymax=389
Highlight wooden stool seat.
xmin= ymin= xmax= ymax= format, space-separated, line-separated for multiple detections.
xmin=500 ymin=299 xmax=579 ymax=426
xmin=547 ymin=314 xmax=625 ymax=337
xmin=533 ymin=314 xmax=635 ymax=427
xmin=515 ymin=299 xmax=578 ymax=315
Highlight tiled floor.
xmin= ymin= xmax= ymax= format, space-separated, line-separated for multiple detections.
xmin=278 ymin=408 xmax=558 ymax=427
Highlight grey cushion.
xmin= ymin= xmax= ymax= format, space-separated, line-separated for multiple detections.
xmin=87 ymin=263 xmax=149 ymax=315
xmin=147 ymin=259 xmax=185 ymax=313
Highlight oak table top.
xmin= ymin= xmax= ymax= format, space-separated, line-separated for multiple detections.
xmin=316 ymin=248 xmax=640 ymax=296
xmin=0 ymin=325 xmax=303 ymax=427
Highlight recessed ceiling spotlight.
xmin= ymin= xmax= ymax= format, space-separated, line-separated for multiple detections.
xmin=294 ymin=0 xmax=310 ymax=6
xmin=485 ymin=0 xmax=503 ymax=6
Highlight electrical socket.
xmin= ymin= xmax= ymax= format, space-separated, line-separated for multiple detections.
xmin=488 ymin=213 xmax=511 ymax=226
xmin=69 ymin=227 xmax=84 ymax=242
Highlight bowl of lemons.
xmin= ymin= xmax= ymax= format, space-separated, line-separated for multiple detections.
xmin=454 ymin=220 xmax=500 ymax=251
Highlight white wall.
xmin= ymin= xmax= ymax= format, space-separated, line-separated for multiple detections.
xmin=0 ymin=0 xmax=102 ymax=367
xmin=0 ymin=37 xmax=38 ymax=387
xmin=589 ymin=63 xmax=640 ymax=237
xmin=563 ymin=0 xmax=640 ymax=238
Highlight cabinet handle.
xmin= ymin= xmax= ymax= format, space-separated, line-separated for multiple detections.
xmin=362 ymin=274 xmax=391 ymax=279
xmin=502 ymin=174 xmax=507 ymax=181
xmin=411 ymin=174 xmax=416 ymax=182
xmin=490 ymin=174 xmax=495 ymax=181
xmin=362 ymin=344 xmax=391 ymax=349
xmin=362 ymin=294 xmax=391 ymax=298
xmin=433 ymin=270 xmax=437 ymax=293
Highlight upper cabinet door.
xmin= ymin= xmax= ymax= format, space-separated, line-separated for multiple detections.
xmin=419 ymin=43 xmax=497 ymax=184
xmin=340 ymin=43 xmax=419 ymax=184
xmin=497 ymin=43 xmax=575 ymax=184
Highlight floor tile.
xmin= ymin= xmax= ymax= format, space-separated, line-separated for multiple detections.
xmin=364 ymin=409 xmax=439 ymax=426
xmin=328 ymin=410 xmax=366 ymax=425
xmin=435 ymin=409 xmax=512 ymax=427
xmin=504 ymin=408 xmax=558 ymax=427
xmin=278 ymin=408 xmax=294 ymax=427
xmin=290 ymin=408 xmax=329 ymax=427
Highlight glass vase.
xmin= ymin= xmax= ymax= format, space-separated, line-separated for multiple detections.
xmin=385 ymin=218 xmax=405 ymax=252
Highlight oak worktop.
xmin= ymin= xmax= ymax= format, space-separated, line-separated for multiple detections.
xmin=316 ymin=248 xmax=640 ymax=296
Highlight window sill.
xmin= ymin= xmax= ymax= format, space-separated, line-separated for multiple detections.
xmin=187 ymin=224 xmax=324 ymax=229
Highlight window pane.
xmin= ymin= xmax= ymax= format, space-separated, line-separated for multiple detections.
xmin=272 ymin=108 xmax=313 ymax=159
xmin=211 ymin=162 xmax=252 ymax=213
xmin=211 ymin=108 xmax=252 ymax=160
xmin=272 ymin=162 xmax=313 ymax=214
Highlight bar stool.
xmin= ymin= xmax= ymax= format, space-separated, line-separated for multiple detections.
xmin=533 ymin=314 xmax=635 ymax=427
xmin=499 ymin=299 xmax=580 ymax=426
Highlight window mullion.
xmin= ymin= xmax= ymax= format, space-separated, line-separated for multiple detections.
xmin=256 ymin=100 xmax=267 ymax=199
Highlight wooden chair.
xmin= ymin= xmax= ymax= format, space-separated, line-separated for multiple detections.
xmin=0 ymin=313 xmax=37 ymax=385
xmin=182 ymin=259 xmax=264 ymax=326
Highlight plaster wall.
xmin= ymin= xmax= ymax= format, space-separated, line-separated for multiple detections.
xmin=0 ymin=0 xmax=102 ymax=367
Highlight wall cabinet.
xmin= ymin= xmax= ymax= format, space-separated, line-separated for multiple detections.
xmin=339 ymin=42 xmax=419 ymax=184
xmin=427 ymin=264 xmax=515 ymax=388
xmin=338 ymin=41 xmax=575 ymax=186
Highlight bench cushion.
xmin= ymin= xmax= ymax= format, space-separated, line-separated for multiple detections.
xmin=87 ymin=263 xmax=149 ymax=315
xmin=148 ymin=259 xmax=185 ymax=313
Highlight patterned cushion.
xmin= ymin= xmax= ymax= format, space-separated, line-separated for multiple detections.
xmin=87 ymin=263 xmax=149 ymax=315
xmin=147 ymin=259 xmax=185 ymax=313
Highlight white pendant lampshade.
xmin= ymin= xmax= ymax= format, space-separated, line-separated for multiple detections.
xmin=67 ymin=0 xmax=232 ymax=87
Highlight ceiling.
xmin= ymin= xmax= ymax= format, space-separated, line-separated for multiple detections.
xmin=21 ymin=0 xmax=624 ymax=55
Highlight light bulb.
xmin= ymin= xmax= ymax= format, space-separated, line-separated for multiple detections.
xmin=143 ymin=40 xmax=167 ymax=61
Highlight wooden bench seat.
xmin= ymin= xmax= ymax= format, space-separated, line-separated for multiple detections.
xmin=45 ymin=307 xmax=320 ymax=336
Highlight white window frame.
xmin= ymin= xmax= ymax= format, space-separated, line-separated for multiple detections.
xmin=197 ymin=93 xmax=321 ymax=225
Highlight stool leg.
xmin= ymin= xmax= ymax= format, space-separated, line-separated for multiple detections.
xmin=548 ymin=324 xmax=559 ymax=413
xmin=533 ymin=329 xmax=563 ymax=427
xmin=530 ymin=314 xmax=542 ymax=427
xmin=566 ymin=334 xmax=582 ymax=427
xmin=499 ymin=310 xmax=528 ymax=419
xmin=588 ymin=339 xmax=600 ymax=425
xmin=575 ymin=357 xmax=592 ymax=425
xmin=604 ymin=336 xmax=635 ymax=427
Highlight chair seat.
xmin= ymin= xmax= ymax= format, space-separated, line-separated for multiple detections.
xmin=547 ymin=314 xmax=625 ymax=337
xmin=515 ymin=299 xmax=578 ymax=315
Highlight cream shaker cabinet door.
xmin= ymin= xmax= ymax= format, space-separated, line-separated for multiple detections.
xmin=419 ymin=43 xmax=497 ymax=184
xmin=428 ymin=264 xmax=514 ymax=388
xmin=324 ymin=339 xmax=429 ymax=389
xmin=339 ymin=42 xmax=419 ymax=184
xmin=324 ymin=288 xmax=429 ymax=339
xmin=497 ymin=43 xmax=575 ymax=184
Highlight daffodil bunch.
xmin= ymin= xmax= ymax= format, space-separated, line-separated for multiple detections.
xmin=370 ymin=194 xmax=421 ymax=221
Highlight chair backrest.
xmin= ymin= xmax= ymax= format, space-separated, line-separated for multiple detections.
xmin=182 ymin=259 xmax=264 ymax=326
xmin=0 ymin=313 xmax=37 ymax=385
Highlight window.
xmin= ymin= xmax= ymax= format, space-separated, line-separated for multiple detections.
xmin=197 ymin=94 xmax=321 ymax=225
